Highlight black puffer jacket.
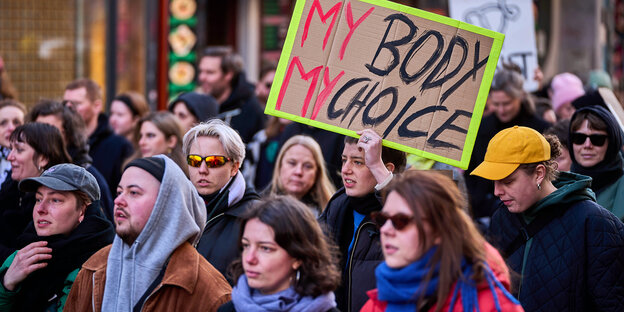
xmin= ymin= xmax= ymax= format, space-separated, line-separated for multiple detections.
xmin=218 ymin=72 xmax=265 ymax=143
xmin=196 ymin=174 xmax=260 ymax=281
xmin=319 ymin=188 xmax=383 ymax=312
xmin=488 ymin=172 xmax=624 ymax=311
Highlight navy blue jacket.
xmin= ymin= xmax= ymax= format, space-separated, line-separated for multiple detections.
xmin=218 ymin=72 xmax=265 ymax=143
xmin=489 ymin=172 xmax=624 ymax=311
xmin=88 ymin=114 xmax=133 ymax=196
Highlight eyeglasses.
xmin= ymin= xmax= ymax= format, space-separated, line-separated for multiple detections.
xmin=187 ymin=155 xmax=232 ymax=168
xmin=571 ymin=132 xmax=608 ymax=146
xmin=370 ymin=211 xmax=416 ymax=230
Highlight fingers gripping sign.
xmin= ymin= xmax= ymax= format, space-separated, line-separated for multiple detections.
xmin=357 ymin=129 xmax=392 ymax=185
xmin=2 ymin=241 xmax=52 ymax=291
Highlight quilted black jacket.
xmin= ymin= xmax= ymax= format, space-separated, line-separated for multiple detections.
xmin=489 ymin=172 xmax=624 ymax=311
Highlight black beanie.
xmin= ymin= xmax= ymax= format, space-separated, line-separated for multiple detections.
xmin=124 ymin=156 xmax=166 ymax=182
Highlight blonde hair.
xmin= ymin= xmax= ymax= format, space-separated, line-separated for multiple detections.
xmin=269 ymin=135 xmax=336 ymax=210
xmin=183 ymin=119 xmax=246 ymax=165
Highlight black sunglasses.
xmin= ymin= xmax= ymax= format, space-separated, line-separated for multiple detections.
xmin=187 ymin=155 xmax=231 ymax=168
xmin=571 ymin=132 xmax=608 ymax=146
xmin=370 ymin=211 xmax=416 ymax=230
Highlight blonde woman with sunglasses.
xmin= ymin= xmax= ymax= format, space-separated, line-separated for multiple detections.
xmin=569 ymin=105 xmax=624 ymax=220
xmin=182 ymin=119 xmax=260 ymax=280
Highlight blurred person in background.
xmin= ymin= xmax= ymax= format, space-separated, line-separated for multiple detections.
xmin=534 ymin=97 xmax=557 ymax=125
xmin=109 ymin=91 xmax=150 ymax=143
xmin=361 ymin=170 xmax=522 ymax=312
xmin=569 ymin=106 xmax=624 ymax=220
xmin=0 ymin=123 xmax=71 ymax=263
xmin=218 ymin=196 xmax=340 ymax=312
xmin=63 ymin=78 xmax=133 ymax=197
xmin=0 ymin=164 xmax=114 ymax=311
xmin=0 ymin=56 xmax=18 ymax=100
xmin=125 ymin=111 xmax=187 ymax=176
xmin=0 ymin=100 xmax=25 ymax=191
xmin=465 ymin=65 xmax=550 ymax=222
xmin=265 ymin=135 xmax=335 ymax=215
xmin=255 ymin=63 xmax=276 ymax=109
xmin=472 ymin=126 xmax=624 ymax=311
xmin=28 ymin=100 xmax=115 ymax=223
xmin=544 ymin=119 xmax=573 ymax=172
xmin=168 ymin=91 xmax=219 ymax=133
xmin=550 ymin=72 xmax=585 ymax=120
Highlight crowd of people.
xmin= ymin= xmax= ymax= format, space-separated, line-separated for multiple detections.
xmin=0 ymin=47 xmax=623 ymax=312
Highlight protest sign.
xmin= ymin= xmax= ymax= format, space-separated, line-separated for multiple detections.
xmin=265 ymin=0 xmax=504 ymax=169
xmin=449 ymin=0 xmax=539 ymax=91
xmin=598 ymin=87 xmax=624 ymax=133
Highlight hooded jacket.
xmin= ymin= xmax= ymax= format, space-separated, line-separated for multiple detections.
xmin=196 ymin=172 xmax=260 ymax=279
xmin=169 ymin=92 xmax=219 ymax=123
xmin=568 ymin=105 xmax=624 ymax=219
xmin=217 ymin=72 xmax=265 ymax=143
xmin=65 ymin=156 xmax=231 ymax=311
xmin=488 ymin=172 xmax=624 ymax=311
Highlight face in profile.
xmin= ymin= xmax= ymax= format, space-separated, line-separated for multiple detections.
xmin=138 ymin=121 xmax=176 ymax=157
xmin=572 ymin=119 xmax=608 ymax=168
xmin=171 ymin=102 xmax=198 ymax=133
xmin=8 ymin=140 xmax=48 ymax=181
xmin=278 ymin=144 xmax=317 ymax=199
xmin=63 ymin=87 xmax=96 ymax=125
xmin=109 ymin=100 xmax=137 ymax=137
xmin=379 ymin=191 xmax=428 ymax=268
xmin=33 ymin=186 xmax=86 ymax=237
xmin=494 ymin=168 xmax=542 ymax=213
xmin=0 ymin=105 xmax=24 ymax=148
xmin=114 ymin=167 xmax=160 ymax=245
xmin=241 ymin=218 xmax=301 ymax=294
xmin=341 ymin=143 xmax=377 ymax=197
xmin=489 ymin=91 xmax=521 ymax=124
xmin=35 ymin=115 xmax=66 ymax=141
xmin=255 ymin=70 xmax=275 ymax=105
xmin=187 ymin=136 xmax=238 ymax=196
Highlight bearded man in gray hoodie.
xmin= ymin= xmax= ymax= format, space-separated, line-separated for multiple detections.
xmin=65 ymin=156 xmax=231 ymax=311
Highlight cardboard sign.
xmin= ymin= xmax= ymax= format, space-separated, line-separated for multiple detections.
xmin=449 ymin=0 xmax=539 ymax=91
xmin=265 ymin=0 xmax=504 ymax=169
xmin=598 ymin=88 xmax=624 ymax=133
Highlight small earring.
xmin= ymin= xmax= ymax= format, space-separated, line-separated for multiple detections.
xmin=537 ymin=183 xmax=541 ymax=190
xmin=295 ymin=269 xmax=300 ymax=284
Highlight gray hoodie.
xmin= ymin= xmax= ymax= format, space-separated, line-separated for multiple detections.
xmin=101 ymin=155 xmax=207 ymax=311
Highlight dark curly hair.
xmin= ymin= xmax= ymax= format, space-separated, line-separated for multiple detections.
xmin=228 ymin=195 xmax=341 ymax=297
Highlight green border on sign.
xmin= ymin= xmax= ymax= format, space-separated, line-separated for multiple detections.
xmin=264 ymin=0 xmax=504 ymax=170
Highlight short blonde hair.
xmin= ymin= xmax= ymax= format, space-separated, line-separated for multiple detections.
xmin=269 ymin=135 xmax=335 ymax=210
xmin=183 ymin=119 xmax=245 ymax=165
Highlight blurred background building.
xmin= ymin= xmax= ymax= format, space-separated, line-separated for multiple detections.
xmin=0 ymin=0 xmax=620 ymax=110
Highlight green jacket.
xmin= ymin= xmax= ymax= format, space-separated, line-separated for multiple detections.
xmin=596 ymin=174 xmax=624 ymax=221
xmin=0 ymin=251 xmax=78 ymax=312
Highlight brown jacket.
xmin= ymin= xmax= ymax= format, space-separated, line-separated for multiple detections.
xmin=64 ymin=242 xmax=231 ymax=312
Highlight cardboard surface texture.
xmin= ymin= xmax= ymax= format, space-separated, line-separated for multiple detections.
xmin=265 ymin=0 xmax=504 ymax=169
xmin=598 ymin=88 xmax=624 ymax=133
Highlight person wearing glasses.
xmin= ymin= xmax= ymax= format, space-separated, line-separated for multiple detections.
xmin=472 ymin=126 xmax=624 ymax=311
xmin=217 ymin=195 xmax=340 ymax=312
xmin=319 ymin=129 xmax=406 ymax=312
xmin=182 ymin=119 xmax=260 ymax=279
xmin=361 ymin=170 xmax=522 ymax=312
xmin=569 ymin=105 xmax=624 ymax=220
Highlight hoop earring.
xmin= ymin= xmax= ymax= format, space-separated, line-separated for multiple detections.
xmin=537 ymin=183 xmax=541 ymax=191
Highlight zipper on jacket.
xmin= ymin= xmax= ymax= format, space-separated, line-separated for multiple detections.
xmin=204 ymin=212 xmax=225 ymax=233
xmin=347 ymin=221 xmax=374 ymax=312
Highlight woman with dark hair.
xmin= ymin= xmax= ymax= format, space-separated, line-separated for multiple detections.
xmin=28 ymin=100 xmax=115 ymax=223
xmin=218 ymin=195 xmax=341 ymax=312
xmin=0 ymin=123 xmax=71 ymax=262
xmin=125 ymin=111 xmax=187 ymax=176
xmin=109 ymin=91 xmax=150 ymax=143
xmin=472 ymin=126 xmax=624 ymax=311
xmin=568 ymin=105 xmax=624 ymax=220
xmin=0 ymin=163 xmax=114 ymax=311
xmin=0 ymin=99 xmax=26 ymax=190
xmin=265 ymin=135 xmax=335 ymax=215
xmin=465 ymin=65 xmax=551 ymax=220
xmin=362 ymin=170 xmax=522 ymax=312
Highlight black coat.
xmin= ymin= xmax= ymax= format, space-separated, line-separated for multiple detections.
xmin=465 ymin=106 xmax=551 ymax=218
xmin=217 ymin=301 xmax=340 ymax=312
xmin=88 ymin=114 xmax=133 ymax=196
xmin=219 ymin=73 xmax=266 ymax=143
xmin=488 ymin=173 xmax=624 ymax=311
xmin=0 ymin=177 xmax=35 ymax=263
xmin=196 ymin=185 xmax=260 ymax=281
xmin=319 ymin=188 xmax=383 ymax=312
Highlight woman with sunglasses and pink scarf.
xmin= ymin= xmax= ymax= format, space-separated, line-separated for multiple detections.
xmin=569 ymin=105 xmax=624 ymax=220
xmin=361 ymin=170 xmax=522 ymax=312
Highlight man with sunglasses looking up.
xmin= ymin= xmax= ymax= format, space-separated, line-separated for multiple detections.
xmin=319 ymin=129 xmax=406 ymax=312
xmin=182 ymin=119 xmax=260 ymax=280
